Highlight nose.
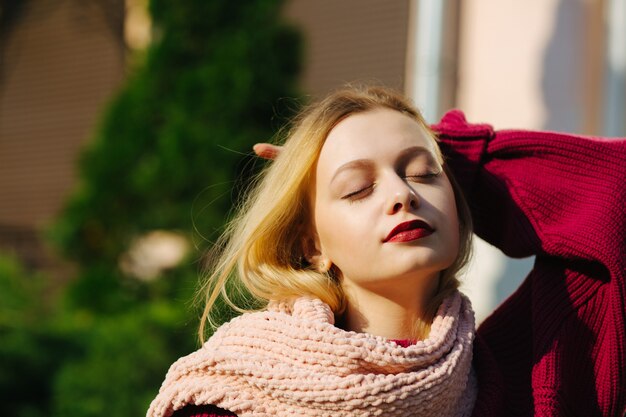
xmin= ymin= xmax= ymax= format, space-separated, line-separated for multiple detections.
xmin=385 ymin=180 xmax=419 ymax=215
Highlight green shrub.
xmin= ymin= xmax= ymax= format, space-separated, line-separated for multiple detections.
xmin=0 ymin=254 xmax=78 ymax=417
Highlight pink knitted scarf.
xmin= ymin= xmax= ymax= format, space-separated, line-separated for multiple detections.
xmin=148 ymin=291 xmax=477 ymax=417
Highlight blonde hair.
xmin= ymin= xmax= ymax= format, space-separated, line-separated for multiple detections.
xmin=198 ymin=85 xmax=473 ymax=341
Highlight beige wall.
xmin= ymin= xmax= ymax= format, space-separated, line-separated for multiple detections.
xmin=0 ymin=1 xmax=124 ymax=267
xmin=0 ymin=1 xmax=124 ymax=228
xmin=284 ymin=0 xmax=410 ymax=98
xmin=457 ymin=0 xmax=604 ymax=132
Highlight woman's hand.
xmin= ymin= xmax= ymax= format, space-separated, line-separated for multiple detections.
xmin=253 ymin=143 xmax=282 ymax=160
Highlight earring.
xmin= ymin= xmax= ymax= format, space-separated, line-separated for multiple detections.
xmin=319 ymin=260 xmax=331 ymax=273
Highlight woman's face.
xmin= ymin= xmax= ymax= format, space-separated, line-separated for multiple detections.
xmin=312 ymin=108 xmax=460 ymax=289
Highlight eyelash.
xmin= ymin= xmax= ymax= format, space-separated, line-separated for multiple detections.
xmin=405 ymin=172 xmax=439 ymax=181
xmin=342 ymin=184 xmax=374 ymax=201
xmin=342 ymin=172 xmax=439 ymax=202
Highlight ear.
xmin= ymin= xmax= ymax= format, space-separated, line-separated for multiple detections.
xmin=302 ymin=232 xmax=332 ymax=273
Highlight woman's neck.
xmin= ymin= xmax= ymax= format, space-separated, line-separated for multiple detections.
xmin=340 ymin=273 xmax=440 ymax=340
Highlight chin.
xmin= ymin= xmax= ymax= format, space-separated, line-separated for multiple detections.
xmin=398 ymin=250 xmax=452 ymax=272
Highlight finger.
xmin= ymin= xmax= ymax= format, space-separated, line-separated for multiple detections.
xmin=253 ymin=143 xmax=282 ymax=160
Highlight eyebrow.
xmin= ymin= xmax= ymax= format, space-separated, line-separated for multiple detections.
xmin=395 ymin=146 xmax=435 ymax=166
xmin=330 ymin=146 xmax=435 ymax=184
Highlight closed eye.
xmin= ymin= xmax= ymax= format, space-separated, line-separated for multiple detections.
xmin=405 ymin=172 xmax=440 ymax=181
xmin=342 ymin=184 xmax=374 ymax=200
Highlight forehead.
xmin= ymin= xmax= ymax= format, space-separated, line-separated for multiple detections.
xmin=317 ymin=108 xmax=438 ymax=174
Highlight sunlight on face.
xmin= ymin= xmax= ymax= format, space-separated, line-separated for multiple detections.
xmin=312 ymin=108 xmax=460 ymax=291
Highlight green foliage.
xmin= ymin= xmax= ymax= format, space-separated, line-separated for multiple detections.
xmin=0 ymin=252 xmax=199 ymax=417
xmin=51 ymin=299 xmax=195 ymax=417
xmin=2 ymin=1 xmax=302 ymax=416
xmin=50 ymin=0 xmax=301 ymax=265
xmin=0 ymin=254 xmax=78 ymax=417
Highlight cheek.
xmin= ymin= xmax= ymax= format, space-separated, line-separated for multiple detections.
xmin=314 ymin=203 xmax=339 ymax=253
xmin=316 ymin=205 xmax=358 ymax=247
xmin=439 ymin=188 xmax=461 ymax=262
xmin=314 ymin=203 xmax=376 ymax=263
xmin=448 ymin=215 xmax=461 ymax=257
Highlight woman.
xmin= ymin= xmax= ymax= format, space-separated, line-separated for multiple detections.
xmin=148 ymin=86 xmax=626 ymax=417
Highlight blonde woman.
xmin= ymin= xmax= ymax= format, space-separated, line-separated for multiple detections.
xmin=148 ymin=86 xmax=626 ymax=417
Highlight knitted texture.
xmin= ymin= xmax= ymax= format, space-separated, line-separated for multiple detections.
xmin=433 ymin=110 xmax=626 ymax=416
xmin=148 ymin=291 xmax=477 ymax=417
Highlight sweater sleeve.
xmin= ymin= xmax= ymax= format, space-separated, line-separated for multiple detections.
xmin=170 ymin=404 xmax=238 ymax=417
xmin=432 ymin=110 xmax=626 ymax=268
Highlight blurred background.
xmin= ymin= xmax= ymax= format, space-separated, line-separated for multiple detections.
xmin=1 ymin=0 xmax=624 ymax=415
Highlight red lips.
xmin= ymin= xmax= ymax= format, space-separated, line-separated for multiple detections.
xmin=384 ymin=220 xmax=434 ymax=243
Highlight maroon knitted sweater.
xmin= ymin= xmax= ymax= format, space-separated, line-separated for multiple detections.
xmin=170 ymin=111 xmax=626 ymax=417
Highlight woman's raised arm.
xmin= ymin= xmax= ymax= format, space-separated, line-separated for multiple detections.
xmin=433 ymin=109 xmax=626 ymax=268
